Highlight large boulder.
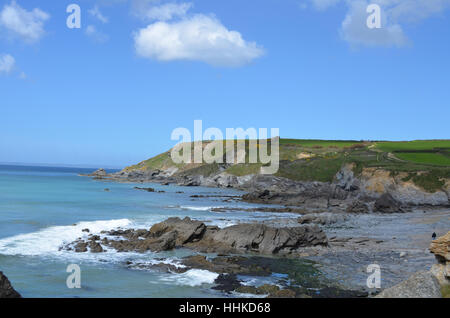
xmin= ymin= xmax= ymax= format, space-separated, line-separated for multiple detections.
xmin=149 ymin=217 xmax=207 ymax=246
xmin=204 ymin=223 xmax=328 ymax=254
xmin=374 ymin=193 xmax=403 ymax=213
xmin=0 ymin=271 xmax=21 ymax=298
xmin=430 ymin=231 xmax=450 ymax=287
xmin=375 ymin=271 xmax=442 ymax=298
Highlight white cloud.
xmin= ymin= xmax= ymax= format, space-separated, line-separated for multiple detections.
xmin=89 ymin=5 xmax=108 ymax=23
xmin=306 ymin=0 xmax=450 ymax=47
xmin=86 ymin=25 xmax=109 ymax=43
xmin=140 ymin=2 xmax=193 ymax=21
xmin=340 ymin=0 xmax=407 ymax=47
xmin=0 ymin=1 xmax=50 ymax=43
xmin=0 ymin=53 xmax=15 ymax=74
xmin=134 ymin=14 xmax=264 ymax=67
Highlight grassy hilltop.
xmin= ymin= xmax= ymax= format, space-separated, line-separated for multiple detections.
xmin=124 ymin=139 xmax=450 ymax=192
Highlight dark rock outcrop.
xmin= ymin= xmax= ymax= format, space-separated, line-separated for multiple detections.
xmin=65 ymin=217 xmax=328 ymax=255
xmin=0 ymin=271 xmax=21 ymax=298
xmin=374 ymin=193 xmax=404 ymax=213
xmin=346 ymin=200 xmax=370 ymax=213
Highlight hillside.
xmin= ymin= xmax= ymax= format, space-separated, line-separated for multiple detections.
xmin=122 ymin=139 xmax=450 ymax=193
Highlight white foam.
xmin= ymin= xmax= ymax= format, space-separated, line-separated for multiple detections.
xmin=180 ymin=206 xmax=215 ymax=211
xmin=0 ymin=219 xmax=132 ymax=256
xmin=158 ymin=269 xmax=219 ymax=287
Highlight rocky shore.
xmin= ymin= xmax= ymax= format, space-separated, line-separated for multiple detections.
xmin=84 ymin=163 xmax=450 ymax=213
xmin=64 ymin=216 xmax=328 ymax=255
xmin=0 ymin=271 xmax=21 ymax=298
xmin=78 ymin=167 xmax=450 ymax=298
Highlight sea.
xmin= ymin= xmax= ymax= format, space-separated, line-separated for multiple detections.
xmin=0 ymin=164 xmax=300 ymax=297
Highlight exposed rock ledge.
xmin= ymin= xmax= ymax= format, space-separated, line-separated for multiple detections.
xmin=430 ymin=231 xmax=450 ymax=287
xmin=0 ymin=271 xmax=21 ymax=298
xmin=64 ymin=217 xmax=328 ymax=255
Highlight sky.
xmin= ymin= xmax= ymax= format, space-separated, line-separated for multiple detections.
xmin=0 ymin=0 xmax=449 ymax=168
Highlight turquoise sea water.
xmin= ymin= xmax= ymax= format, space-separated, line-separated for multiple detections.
xmin=0 ymin=165 xmax=298 ymax=297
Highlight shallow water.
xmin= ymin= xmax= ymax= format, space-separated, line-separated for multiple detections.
xmin=0 ymin=165 xmax=303 ymax=297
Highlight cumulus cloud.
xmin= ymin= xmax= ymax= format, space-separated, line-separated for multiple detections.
xmin=307 ymin=0 xmax=450 ymax=47
xmin=0 ymin=53 xmax=15 ymax=74
xmin=86 ymin=25 xmax=109 ymax=43
xmin=133 ymin=4 xmax=264 ymax=67
xmin=0 ymin=1 xmax=50 ymax=43
xmin=89 ymin=5 xmax=109 ymax=23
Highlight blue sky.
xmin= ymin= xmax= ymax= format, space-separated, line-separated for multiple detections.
xmin=1 ymin=0 xmax=449 ymax=167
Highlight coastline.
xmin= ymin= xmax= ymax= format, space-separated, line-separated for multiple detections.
xmin=75 ymin=169 xmax=450 ymax=297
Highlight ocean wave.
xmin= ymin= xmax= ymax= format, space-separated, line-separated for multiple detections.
xmin=157 ymin=269 xmax=219 ymax=287
xmin=0 ymin=219 xmax=132 ymax=256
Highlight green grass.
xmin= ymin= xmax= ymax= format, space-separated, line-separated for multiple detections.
xmin=280 ymin=139 xmax=366 ymax=148
xmin=376 ymin=140 xmax=450 ymax=152
xmin=375 ymin=140 xmax=450 ymax=166
xmin=394 ymin=152 xmax=450 ymax=166
xmin=226 ymin=163 xmax=263 ymax=176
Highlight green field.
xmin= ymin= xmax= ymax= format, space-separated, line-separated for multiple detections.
xmin=375 ymin=140 xmax=450 ymax=166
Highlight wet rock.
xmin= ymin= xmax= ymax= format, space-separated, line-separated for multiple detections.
xmin=374 ymin=193 xmax=404 ymax=213
xmin=88 ymin=241 xmax=103 ymax=253
xmin=270 ymin=289 xmax=297 ymax=298
xmin=212 ymin=274 xmax=242 ymax=293
xmin=74 ymin=241 xmax=88 ymax=253
xmin=134 ymin=187 xmax=155 ymax=192
xmin=82 ymin=228 xmax=90 ymax=233
xmin=375 ymin=271 xmax=442 ymax=298
xmin=0 ymin=271 xmax=21 ymax=298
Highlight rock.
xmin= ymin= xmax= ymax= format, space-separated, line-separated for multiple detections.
xmin=212 ymin=274 xmax=242 ymax=293
xmin=298 ymin=213 xmax=348 ymax=225
xmin=82 ymin=228 xmax=90 ymax=233
xmin=74 ymin=241 xmax=88 ymax=253
xmin=201 ymin=222 xmax=328 ymax=254
xmin=429 ymin=231 xmax=450 ymax=286
xmin=270 ymin=289 xmax=296 ymax=298
xmin=88 ymin=241 xmax=103 ymax=253
xmin=64 ymin=217 xmax=327 ymax=256
xmin=0 ymin=271 xmax=21 ymax=298
xmin=91 ymin=168 xmax=107 ymax=177
xmin=134 ymin=187 xmax=155 ymax=192
xmin=149 ymin=217 xmax=206 ymax=246
xmin=374 ymin=193 xmax=403 ymax=213
xmin=375 ymin=271 xmax=442 ymax=298
xmin=346 ymin=200 xmax=369 ymax=213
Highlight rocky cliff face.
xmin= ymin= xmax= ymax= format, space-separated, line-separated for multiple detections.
xmin=0 ymin=271 xmax=21 ymax=298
